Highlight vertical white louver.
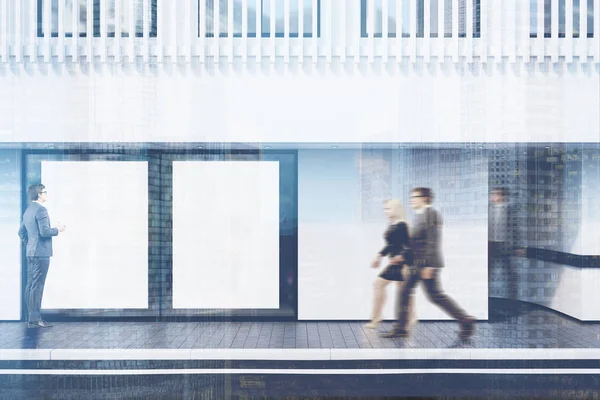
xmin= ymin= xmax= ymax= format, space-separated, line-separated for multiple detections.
xmin=214 ymin=0 xmax=220 ymax=59
xmin=396 ymin=0 xmax=404 ymax=60
xmin=43 ymin=0 xmax=51 ymax=61
xmin=536 ymin=0 xmax=544 ymax=59
xmin=465 ymin=0 xmax=473 ymax=62
xmin=565 ymin=0 xmax=573 ymax=62
xmin=1 ymin=0 xmax=8 ymax=62
xmin=579 ymin=0 xmax=587 ymax=58
xmin=438 ymin=0 xmax=445 ymax=61
xmin=115 ymin=0 xmax=121 ymax=62
xmin=382 ymin=0 xmax=389 ymax=62
xmin=338 ymin=0 xmax=346 ymax=62
xmin=100 ymin=0 xmax=107 ymax=61
xmin=158 ymin=0 xmax=164 ymax=61
xmin=367 ymin=0 xmax=374 ymax=62
xmin=29 ymin=0 xmax=36 ymax=59
xmin=170 ymin=0 xmax=176 ymax=61
xmin=424 ymin=0 xmax=431 ymax=62
xmin=480 ymin=0 xmax=487 ymax=60
xmin=269 ymin=0 xmax=275 ymax=62
xmin=198 ymin=0 xmax=205 ymax=61
xmin=241 ymin=0 xmax=248 ymax=62
xmin=517 ymin=0 xmax=529 ymax=62
xmin=15 ymin=0 xmax=22 ymax=62
xmin=87 ymin=0 xmax=93 ymax=61
xmin=227 ymin=0 xmax=234 ymax=62
xmin=128 ymin=0 xmax=135 ymax=60
xmin=505 ymin=0 xmax=515 ymax=62
xmin=284 ymin=0 xmax=290 ymax=62
xmin=142 ymin=0 xmax=149 ymax=62
xmin=256 ymin=0 xmax=262 ymax=59
xmin=491 ymin=0 xmax=501 ymax=61
xmin=451 ymin=0 xmax=458 ymax=62
xmin=184 ymin=0 xmax=191 ymax=61
xmin=298 ymin=0 xmax=304 ymax=62
xmin=311 ymin=0 xmax=317 ymax=62
xmin=551 ymin=0 xmax=559 ymax=61
xmin=596 ymin=0 xmax=600 ymax=61
xmin=410 ymin=0 xmax=417 ymax=62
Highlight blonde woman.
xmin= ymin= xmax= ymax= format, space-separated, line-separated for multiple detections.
xmin=365 ymin=199 xmax=417 ymax=331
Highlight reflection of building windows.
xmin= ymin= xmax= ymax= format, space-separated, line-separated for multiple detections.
xmin=202 ymin=0 xmax=320 ymax=37
xmin=37 ymin=0 xmax=157 ymax=38
xmin=361 ymin=0 xmax=480 ymax=38
xmin=530 ymin=0 xmax=594 ymax=38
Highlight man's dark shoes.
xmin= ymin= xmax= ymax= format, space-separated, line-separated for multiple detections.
xmin=381 ymin=329 xmax=409 ymax=339
xmin=459 ymin=317 xmax=475 ymax=339
xmin=27 ymin=321 xmax=53 ymax=328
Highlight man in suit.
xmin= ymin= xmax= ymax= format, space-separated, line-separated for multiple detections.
xmin=18 ymin=184 xmax=66 ymax=328
xmin=489 ymin=187 xmax=526 ymax=300
xmin=383 ymin=187 xmax=475 ymax=340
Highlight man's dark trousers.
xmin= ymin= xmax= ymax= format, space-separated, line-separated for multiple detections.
xmin=25 ymin=257 xmax=50 ymax=323
xmin=489 ymin=241 xmax=517 ymax=300
xmin=395 ymin=265 xmax=469 ymax=331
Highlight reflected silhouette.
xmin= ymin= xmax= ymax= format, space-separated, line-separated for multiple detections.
xmin=20 ymin=325 xmax=43 ymax=349
xmin=447 ymin=338 xmax=475 ymax=348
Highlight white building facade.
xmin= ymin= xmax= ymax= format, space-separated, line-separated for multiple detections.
xmin=0 ymin=1 xmax=598 ymax=323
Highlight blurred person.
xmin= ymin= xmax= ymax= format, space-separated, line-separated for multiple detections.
xmin=366 ymin=199 xmax=417 ymax=332
xmin=489 ymin=187 xmax=526 ymax=301
xmin=18 ymin=184 xmax=66 ymax=328
xmin=383 ymin=188 xmax=475 ymax=340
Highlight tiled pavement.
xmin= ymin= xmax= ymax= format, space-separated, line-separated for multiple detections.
xmin=1 ymin=300 xmax=599 ymax=350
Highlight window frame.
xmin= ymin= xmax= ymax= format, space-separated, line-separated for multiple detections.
xmin=37 ymin=0 xmax=158 ymax=38
xmin=360 ymin=0 xmax=481 ymax=39
xmin=200 ymin=0 xmax=321 ymax=38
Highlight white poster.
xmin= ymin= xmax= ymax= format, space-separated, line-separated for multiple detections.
xmin=41 ymin=161 xmax=148 ymax=309
xmin=172 ymin=161 xmax=280 ymax=309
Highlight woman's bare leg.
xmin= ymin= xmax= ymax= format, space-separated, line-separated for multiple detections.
xmin=365 ymin=277 xmax=391 ymax=328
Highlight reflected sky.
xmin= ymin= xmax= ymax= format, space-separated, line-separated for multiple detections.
xmin=367 ymin=0 xmax=594 ymax=37
xmin=45 ymin=0 xmax=595 ymax=38
xmin=206 ymin=0 xmax=318 ymax=36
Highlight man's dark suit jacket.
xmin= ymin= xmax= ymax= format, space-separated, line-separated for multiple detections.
xmin=18 ymin=202 xmax=59 ymax=257
xmin=410 ymin=206 xmax=444 ymax=269
xmin=489 ymin=202 xmax=523 ymax=252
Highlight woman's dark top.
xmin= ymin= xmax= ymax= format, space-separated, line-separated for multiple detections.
xmin=377 ymin=221 xmax=413 ymax=281
xmin=378 ymin=221 xmax=410 ymax=258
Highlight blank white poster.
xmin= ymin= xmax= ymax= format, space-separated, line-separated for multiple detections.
xmin=172 ymin=161 xmax=280 ymax=309
xmin=41 ymin=161 xmax=148 ymax=309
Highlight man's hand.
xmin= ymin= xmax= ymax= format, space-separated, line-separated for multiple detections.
xmin=421 ymin=267 xmax=435 ymax=280
xmin=401 ymin=266 xmax=411 ymax=280
xmin=389 ymin=255 xmax=404 ymax=264
xmin=371 ymin=255 xmax=381 ymax=269
xmin=56 ymin=221 xmax=66 ymax=233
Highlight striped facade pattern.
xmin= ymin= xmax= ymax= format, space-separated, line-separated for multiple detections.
xmin=0 ymin=0 xmax=598 ymax=64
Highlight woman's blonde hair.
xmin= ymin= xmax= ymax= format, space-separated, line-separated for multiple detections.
xmin=384 ymin=199 xmax=406 ymax=222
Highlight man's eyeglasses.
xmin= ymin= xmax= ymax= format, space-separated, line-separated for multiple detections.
xmin=39 ymin=191 xmax=47 ymax=194
xmin=410 ymin=195 xmax=425 ymax=198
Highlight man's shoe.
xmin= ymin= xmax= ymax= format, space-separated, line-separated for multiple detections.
xmin=459 ymin=317 xmax=475 ymax=339
xmin=27 ymin=321 xmax=53 ymax=328
xmin=381 ymin=329 xmax=409 ymax=339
